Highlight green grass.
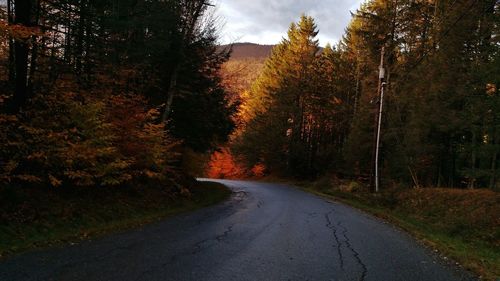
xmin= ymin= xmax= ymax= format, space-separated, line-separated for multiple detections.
xmin=297 ymin=183 xmax=500 ymax=281
xmin=0 ymin=181 xmax=231 ymax=258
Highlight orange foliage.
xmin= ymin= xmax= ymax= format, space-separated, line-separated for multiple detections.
xmin=206 ymin=148 xmax=247 ymax=179
xmin=0 ymin=83 xmax=179 ymax=187
xmin=250 ymin=163 xmax=266 ymax=178
xmin=106 ymin=95 xmax=180 ymax=181
xmin=0 ymin=20 xmax=43 ymax=40
xmin=206 ymin=148 xmax=267 ymax=179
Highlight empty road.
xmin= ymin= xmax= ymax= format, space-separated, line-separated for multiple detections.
xmin=0 ymin=180 xmax=475 ymax=281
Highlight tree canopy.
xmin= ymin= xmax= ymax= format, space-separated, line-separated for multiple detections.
xmin=0 ymin=0 xmax=236 ymax=189
xmin=233 ymin=2 xmax=500 ymax=189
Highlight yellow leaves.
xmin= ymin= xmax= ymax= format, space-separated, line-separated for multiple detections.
xmin=486 ymin=83 xmax=496 ymax=96
xmin=3 ymin=161 xmax=18 ymax=174
xmin=18 ymin=124 xmax=45 ymax=135
xmin=1 ymin=81 xmax=180 ymax=188
xmin=0 ymin=114 xmax=18 ymax=123
xmin=332 ymin=97 xmax=343 ymax=105
xmin=0 ymin=94 xmax=10 ymax=104
xmin=27 ymin=151 xmax=47 ymax=161
xmin=101 ymin=177 xmax=123 ymax=186
xmin=64 ymin=170 xmax=94 ymax=186
xmin=48 ymin=174 xmax=62 ymax=187
xmin=145 ymin=108 xmax=161 ymax=120
xmin=0 ymin=20 xmax=44 ymax=41
xmin=144 ymin=170 xmax=161 ymax=179
xmin=15 ymin=174 xmax=42 ymax=183
xmin=109 ymin=160 xmax=132 ymax=170
xmin=64 ymin=170 xmax=92 ymax=180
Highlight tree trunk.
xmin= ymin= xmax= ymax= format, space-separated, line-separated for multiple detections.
xmin=469 ymin=129 xmax=477 ymax=189
xmin=76 ymin=0 xmax=87 ymax=76
xmin=161 ymin=68 xmax=178 ymax=122
xmin=490 ymin=132 xmax=498 ymax=189
xmin=27 ymin=0 xmax=40 ymax=94
xmin=449 ymin=143 xmax=456 ymax=187
xmin=83 ymin=5 xmax=93 ymax=80
xmin=7 ymin=0 xmax=15 ymax=85
xmin=161 ymin=0 xmax=207 ymax=123
xmin=490 ymin=150 xmax=498 ymax=189
xmin=11 ymin=0 xmax=35 ymax=112
xmin=353 ymin=62 xmax=361 ymax=116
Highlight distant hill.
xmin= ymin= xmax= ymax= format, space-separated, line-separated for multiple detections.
xmin=221 ymin=43 xmax=274 ymax=60
xmin=220 ymin=42 xmax=325 ymax=60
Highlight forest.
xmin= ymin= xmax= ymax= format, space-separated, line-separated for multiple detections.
xmin=0 ymin=0 xmax=236 ymax=189
xmin=1 ymin=0 xmax=497 ymax=196
xmin=216 ymin=2 xmax=500 ymax=191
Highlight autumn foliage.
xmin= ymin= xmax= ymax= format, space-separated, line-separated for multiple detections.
xmin=230 ymin=5 xmax=500 ymax=189
xmin=0 ymin=0 xmax=235 ymax=190
xmin=206 ymin=148 xmax=246 ymax=179
xmin=396 ymin=188 xmax=500 ymax=247
xmin=0 ymin=83 xmax=178 ymax=188
xmin=205 ymin=148 xmax=267 ymax=179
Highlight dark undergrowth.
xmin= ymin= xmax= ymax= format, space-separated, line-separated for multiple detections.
xmin=0 ymin=180 xmax=231 ymax=258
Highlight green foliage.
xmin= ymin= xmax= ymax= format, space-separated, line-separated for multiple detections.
xmin=343 ymin=0 xmax=500 ymax=189
xmin=232 ymin=2 xmax=500 ymax=189
xmin=234 ymin=15 xmax=356 ymax=178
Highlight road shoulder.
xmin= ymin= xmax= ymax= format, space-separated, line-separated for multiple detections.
xmin=0 ymin=180 xmax=231 ymax=259
xmin=292 ymin=182 xmax=497 ymax=281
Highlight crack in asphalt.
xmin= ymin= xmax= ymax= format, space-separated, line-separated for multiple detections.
xmin=2 ymin=181 xmax=472 ymax=281
xmin=257 ymin=200 xmax=264 ymax=208
xmin=132 ymin=191 xmax=248 ymax=281
xmin=216 ymin=225 xmax=234 ymax=242
xmin=135 ymin=224 xmax=236 ymax=281
xmin=338 ymin=221 xmax=368 ymax=281
xmin=195 ymin=190 xmax=248 ymax=225
xmin=131 ymin=191 xmax=249 ymax=281
xmin=324 ymin=210 xmax=344 ymax=270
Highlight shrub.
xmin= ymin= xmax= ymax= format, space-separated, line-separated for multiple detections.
xmin=1 ymin=91 xmax=179 ymax=188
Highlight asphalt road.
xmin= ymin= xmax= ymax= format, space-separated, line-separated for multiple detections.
xmin=0 ymin=179 xmax=475 ymax=281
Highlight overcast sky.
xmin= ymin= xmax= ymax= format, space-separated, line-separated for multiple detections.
xmin=215 ymin=0 xmax=364 ymax=46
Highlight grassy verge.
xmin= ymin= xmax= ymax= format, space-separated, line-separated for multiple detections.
xmin=0 ymin=180 xmax=231 ymax=258
xmin=295 ymin=180 xmax=499 ymax=281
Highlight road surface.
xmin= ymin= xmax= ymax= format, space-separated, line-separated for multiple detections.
xmin=0 ymin=179 xmax=475 ymax=281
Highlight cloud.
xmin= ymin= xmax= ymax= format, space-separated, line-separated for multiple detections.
xmin=215 ymin=0 xmax=363 ymax=46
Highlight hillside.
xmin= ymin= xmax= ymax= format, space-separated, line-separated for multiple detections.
xmin=222 ymin=43 xmax=274 ymax=60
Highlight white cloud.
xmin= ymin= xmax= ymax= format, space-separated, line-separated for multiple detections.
xmin=214 ymin=0 xmax=363 ymax=46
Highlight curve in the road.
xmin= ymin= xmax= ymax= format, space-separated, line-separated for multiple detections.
xmin=0 ymin=179 xmax=476 ymax=281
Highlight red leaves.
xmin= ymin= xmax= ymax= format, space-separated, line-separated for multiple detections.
xmin=205 ymin=148 xmax=266 ymax=179
xmin=206 ymin=148 xmax=247 ymax=179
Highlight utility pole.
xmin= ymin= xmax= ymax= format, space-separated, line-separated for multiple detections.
xmin=373 ymin=47 xmax=385 ymax=193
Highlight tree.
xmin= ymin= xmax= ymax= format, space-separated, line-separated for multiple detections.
xmin=0 ymin=0 xmax=235 ymax=188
